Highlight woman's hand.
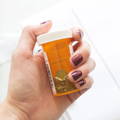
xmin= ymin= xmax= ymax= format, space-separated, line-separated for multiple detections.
xmin=0 ymin=21 xmax=95 ymax=120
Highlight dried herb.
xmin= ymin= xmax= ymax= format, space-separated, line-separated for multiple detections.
xmin=54 ymin=70 xmax=76 ymax=93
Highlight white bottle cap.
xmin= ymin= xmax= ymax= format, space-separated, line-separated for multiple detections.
xmin=37 ymin=29 xmax=72 ymax=44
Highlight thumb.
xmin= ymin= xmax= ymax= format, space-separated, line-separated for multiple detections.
xmin=17 ymin=20 xmax=52 ymax=56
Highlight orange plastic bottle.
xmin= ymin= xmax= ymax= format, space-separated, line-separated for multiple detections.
xmin=37 ymin=30 xmax=80 ymax=96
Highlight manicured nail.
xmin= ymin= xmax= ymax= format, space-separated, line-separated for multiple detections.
xmin=71 ymin=54 xmax=83 ymax=66
xmin=71 ymin=71 xmax=82 ymax=80
xmin=79 ymin=79 xmax=86 ymax=86
xmin=73 ymin=41 xmax=80 ymax=52
xmin=40 ymin=21 xmax=48 ymax=24
xmin=78 ymin=29 xmax=84 ymax=38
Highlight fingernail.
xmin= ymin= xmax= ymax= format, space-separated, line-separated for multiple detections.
xmin=71 ymin=54 xmax=83 ymax=66
xmin=71 ymin=71 xmax=82 ymax=80
xmin=78 ymin=30 xmax=83 ymax=39
xmin=75 ymin=29 xmax=83 ymax=38
xmin=40 ymin=21 xmax=48 ymax=24
xmin=79 ymin=79 xmax=86 ymax=86
xmin=73 ymin=41 xmax=80 ymax=52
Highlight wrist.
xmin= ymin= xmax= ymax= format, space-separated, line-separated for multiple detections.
xmin=0 ymin=100 xmax=29 ymax=120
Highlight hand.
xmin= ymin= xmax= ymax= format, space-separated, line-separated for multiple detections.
xmin=0 ymin=21 xmax=95 ymax=120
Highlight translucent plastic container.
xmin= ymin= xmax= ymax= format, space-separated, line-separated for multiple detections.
xmin=37 ymin=30 xmax=80 ymax=96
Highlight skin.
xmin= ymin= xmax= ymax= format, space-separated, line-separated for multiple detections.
xmin=0 ymin=21 xmax=95 ymax=120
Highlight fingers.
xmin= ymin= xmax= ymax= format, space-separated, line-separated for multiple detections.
xmin=70 ymin=41 xmax=90 ymax=67
xmin=17 ymin=20 xmax=52 ymax=56
xmin=67 ymin=58 xmax=95 ymax=101
xmin=72 ymin=27 xmax=83 ymax=41
xmin=74 ymin=76 xmax=93 ymax=89
xmin=67 ymin=27 xmax=95 ymax=103
xmin=71 ymin=27 xmax=83 ymax=51
xmin=68 ymin=58 xmax=96 ymax=83
xmin=67 ymin=76 xmax=93 ymax=102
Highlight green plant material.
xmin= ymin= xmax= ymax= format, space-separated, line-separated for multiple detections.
xmin=54 ymin=70 xmax=76 ymax=93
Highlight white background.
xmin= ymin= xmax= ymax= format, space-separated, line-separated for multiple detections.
xmin=0 ymin=0 xmax=120 ymax=120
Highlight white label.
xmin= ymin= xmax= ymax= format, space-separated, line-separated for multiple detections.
xmin=43 ymin=52 xmax=56 ymax=94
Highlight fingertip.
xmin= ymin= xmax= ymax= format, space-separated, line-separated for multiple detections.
xmin=67 ymin=70 xmax=83 ymax=84
xmin=72 ymin=27 xmax=83 ymax=41
xmin=35 ymin=20 xmax=52 ymax=35
xmin=40 ymin=20 xmax=52 ymax=27
xmin=75 ymin=76 xmax=94 ymax=90
xmin=70 ymin=41 xmax=92 ymax=68
xmin=85 ymin=76 xmax=94 ymax=89
xmin=70 ymin=53 xmax=83 ymax=67
xmin=18 ymin=21 xmax=53 ymax=56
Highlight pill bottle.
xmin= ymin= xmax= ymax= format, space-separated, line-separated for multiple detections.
xmin=37 ymin=30 xmax=80 ymax=96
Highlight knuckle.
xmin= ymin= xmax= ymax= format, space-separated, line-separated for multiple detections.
xmin=22 ymin=26 xmax=34 ymax=35
xmin=18 ymin=50 xmax=31 ymax=58
xmin=22 ymin=26 xmax=35 ymax=39
xmin=12 ymin=49 xmax=31 ymax=60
